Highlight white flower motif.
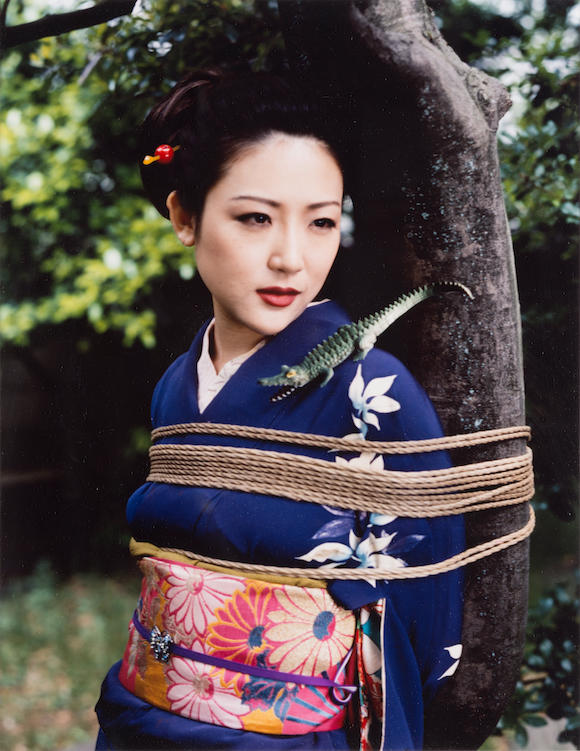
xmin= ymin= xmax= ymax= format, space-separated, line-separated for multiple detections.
xmin=161 ymin=562 xmax=241 ymax=639
xmin=438 ymin=644 xmax=463 ymax=680
xmin=335 ymin=451 xmax=384 ymax=472
xmin=348 ymin=365 xmax=401 ymax=437
xmin=166 ymin=650 xmax=247 ymax=727
xmin=297 ymin=529 xmax=406 ymax=572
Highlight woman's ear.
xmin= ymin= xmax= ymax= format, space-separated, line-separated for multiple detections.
xmin=166 ymin=190 xmax=197 ymax=246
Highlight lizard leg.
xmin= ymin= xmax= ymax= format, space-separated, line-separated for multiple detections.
xmin=353 ymin=334 xmax=376 ymax=361
xmin=319 ymin=367 xmax=335 ymax=387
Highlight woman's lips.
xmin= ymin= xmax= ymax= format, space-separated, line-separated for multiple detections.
xmin=257 ymin=287 xmax=300 ymax=308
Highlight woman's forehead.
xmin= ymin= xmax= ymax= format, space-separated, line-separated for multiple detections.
xmin=215 ymin=133 xmax=344 ymax=203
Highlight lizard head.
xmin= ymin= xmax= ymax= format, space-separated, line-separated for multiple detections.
xmin=258 ymin=364 xmax=310 ymax=401
xmin=258 ymin=364 xmax=310 ymax=387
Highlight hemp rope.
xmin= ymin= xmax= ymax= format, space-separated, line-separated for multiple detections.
xmin=148 ymin=445 xmax=533 ymax=516
xmin=159 ymin=506 xmax=535 ymax=581
xmin=151 ymin=422 xmax=531 ymax=454
xmin=146 ymin=422 xmax=534 ymax=580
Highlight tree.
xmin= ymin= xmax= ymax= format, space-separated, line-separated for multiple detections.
xmin=278 ymin=1 xmax=533 ymax=747
xmin=0 ymin=0 xmax=137 ymax=51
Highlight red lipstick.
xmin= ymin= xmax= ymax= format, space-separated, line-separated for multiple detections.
xmin=257 ymin=287 xmax=299 ymax=308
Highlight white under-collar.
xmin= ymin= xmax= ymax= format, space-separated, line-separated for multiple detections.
xmin=196 ymin=321 xmax=266 ymax=413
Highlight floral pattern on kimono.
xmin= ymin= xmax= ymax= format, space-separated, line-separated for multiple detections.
xmin=96 ymin=300 xmax=464 ymax=751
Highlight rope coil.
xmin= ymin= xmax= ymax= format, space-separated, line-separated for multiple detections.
xmin=148 ymin=444 xmax=534 ymax=517
xmin=151 ymin=422 xmax=531 ymax=454
xmin=145 ymin=422 xmax=535 ymax=580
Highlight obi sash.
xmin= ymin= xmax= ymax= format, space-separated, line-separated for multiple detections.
xmin=119 ymin=556 xmax=357 ymax=736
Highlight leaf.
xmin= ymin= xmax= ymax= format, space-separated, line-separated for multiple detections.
xmin=296 ymin=542 xmax=351 ymax=563
xmin=347 ymin=364 xmax=364 ymax=405
xmin=515 ymin=723 xmax=529 ymax=747
xmin=382 ymin=534 xmax=425 ymax=555
xmin=445 ymin=644 xmax=463 ymax=660
xmin=364 ymin=411 xmax=381 ymax=431
xmin=560 ymin=657 xmax=573 ymax=672
xmin=349 ymin=529 xmax=362 ymax=550
xmin=241 ymin=676 xmax=290 ymax=712
xmin=563 ymin=715 xmax=580 ymax=731
xmin=362 ymin=374 xmax=397 ymax=399
xmin=372 ymin=554 xmax=406 ymax=571
xmin=523 ymin=715 xmax=548 ymax=727
xmin=311 ymin=518 xmax=354 ymax=540
xmin=366 ymin=395 xmax=401 ymax=414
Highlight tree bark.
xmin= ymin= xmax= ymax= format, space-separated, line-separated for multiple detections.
xmin=1 ymin=0 xmax=136 ymax=51
xmin=279 ymin=1 xmax=529 ymax=748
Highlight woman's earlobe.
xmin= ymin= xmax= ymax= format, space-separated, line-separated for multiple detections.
xmin=166 ymin=190 xmax=197 ymax=246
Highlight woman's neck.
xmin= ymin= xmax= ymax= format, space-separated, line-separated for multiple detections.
xmin=210 ymin=322 xmax=265 ymax=374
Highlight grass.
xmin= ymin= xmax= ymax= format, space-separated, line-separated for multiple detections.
xmin=0 ymin=562 xmax=137 ymax=751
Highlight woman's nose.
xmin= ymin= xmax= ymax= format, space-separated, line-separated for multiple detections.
xmin=268 ymin=229 xmax=304 ymax=273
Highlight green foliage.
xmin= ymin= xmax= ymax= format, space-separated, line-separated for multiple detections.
xmin=0 ymin=561 xmax=137 ymax=750
xmin=497 ymin=580 xmax=580 ymax=748
xmin=0 ymin=0 xmax=283 ymax=348
xmin=495 ymin=17 xmax=579 ymax=521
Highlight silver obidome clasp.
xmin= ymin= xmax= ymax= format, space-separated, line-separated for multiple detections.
xmin=150 ymin=625 xmax=173 ymax=663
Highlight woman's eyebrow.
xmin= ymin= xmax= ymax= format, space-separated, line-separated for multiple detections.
xmin=230 ymin=195 xmax=279 ymax=207
xmin=308 ymin=201 xmax=341 ymax=209
xmin=230 ymin=195 xmax=341 ymax=209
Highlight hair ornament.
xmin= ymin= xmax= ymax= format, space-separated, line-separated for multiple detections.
xmin=143 ymin=144 xmax=180 ymax=166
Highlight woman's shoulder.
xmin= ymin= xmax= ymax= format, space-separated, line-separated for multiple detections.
xmin=323 ymin=346 xmax=449 ymax=471
xmin=150 ymin=323 xmax=208 ymax=427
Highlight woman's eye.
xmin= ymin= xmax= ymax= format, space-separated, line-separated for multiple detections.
xmin=312 ymin=218 xmax=336 ymax=229
xmin=237 ymin=212 xmax=271 ymax=225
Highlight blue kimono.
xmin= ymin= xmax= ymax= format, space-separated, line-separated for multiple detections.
xmin=96 ymin=300 xmax=464 ymax=750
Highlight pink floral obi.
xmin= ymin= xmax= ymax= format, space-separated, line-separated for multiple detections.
xmin=119 ymin=556 xmax=357 ymax=735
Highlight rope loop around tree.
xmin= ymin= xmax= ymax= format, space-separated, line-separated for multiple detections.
xmin=145 ymin=422 xmax=534 ymax=581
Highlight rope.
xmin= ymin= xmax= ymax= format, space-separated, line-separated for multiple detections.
xmin=148 ymin=445 xmax=534 ymax=517
xmin=151 ymin=422 xmax=531 ymax=454
xmin=144 ymin=422 xmax=535 ymax=580
xmin=156 ymin=505 xmax=535 ymax=581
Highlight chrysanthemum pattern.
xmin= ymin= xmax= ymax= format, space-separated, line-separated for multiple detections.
xmin=160 ymin=562 xmax=241 ymax=641
xmin=264 ymin=588 xmax=355 ymax=676
xmin=120 ymin=559 xmax=355 ymax=734
xmin=166 ymin=649 xmax=247 ymax=727
xmin=206 ymin=583 xmax=272 ymax=665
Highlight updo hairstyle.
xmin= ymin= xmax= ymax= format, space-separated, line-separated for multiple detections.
xmin=139 ymin=69 xmax=347 ymax=220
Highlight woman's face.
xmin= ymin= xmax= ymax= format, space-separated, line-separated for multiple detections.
xmin=175 ymin=133 xmax=343 ymax=355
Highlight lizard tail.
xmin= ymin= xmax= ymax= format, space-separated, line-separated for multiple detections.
xmin=360 ymin=281 xmax=473 ymax=334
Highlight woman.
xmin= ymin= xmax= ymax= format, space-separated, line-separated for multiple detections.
xmin=96 ymin=69 xmax=464 ymax=750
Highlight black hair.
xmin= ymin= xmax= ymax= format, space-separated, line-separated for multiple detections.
xmin=139 ymin=69 xmax=348 ymax=219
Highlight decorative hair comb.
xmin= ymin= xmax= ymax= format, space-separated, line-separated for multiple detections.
xmin=143 ymin=144 xmax=180 ymax=166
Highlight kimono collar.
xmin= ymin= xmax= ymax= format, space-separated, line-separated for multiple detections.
xmin=152 ymin=300 xmax=351 ymax=431
xmin=197 ymin=321 xmax=266 ymax=413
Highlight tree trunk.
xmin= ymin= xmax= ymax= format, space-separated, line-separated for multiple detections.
xmin=279 ymin=1 xmax=529 ymax=748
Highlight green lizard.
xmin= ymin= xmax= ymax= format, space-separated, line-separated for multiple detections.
xmin=259 ymin=281 xmax=473 ymax=402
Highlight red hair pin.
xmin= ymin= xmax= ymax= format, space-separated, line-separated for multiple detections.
xmin=143 ymin=144 xmax=180 ymax=166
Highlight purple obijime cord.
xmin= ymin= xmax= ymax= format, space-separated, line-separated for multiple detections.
xmin=132 ymin=611 xmax=357 ymax=705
